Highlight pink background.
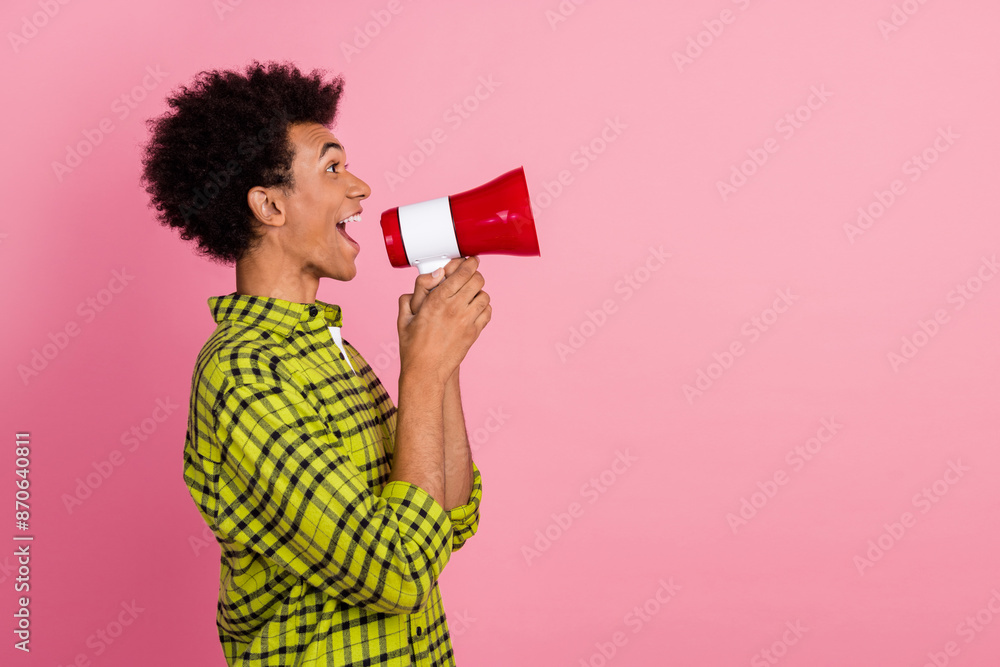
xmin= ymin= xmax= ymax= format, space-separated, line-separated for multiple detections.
xmin=3 ymin=0 xmax=1000 ymax=665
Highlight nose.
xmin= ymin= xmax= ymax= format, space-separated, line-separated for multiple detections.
xmin=347 ymin=170 xmax=371 ymax=200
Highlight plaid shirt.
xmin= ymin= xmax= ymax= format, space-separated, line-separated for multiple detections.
xmin=183 ymin=292 xmax=482 ymax=666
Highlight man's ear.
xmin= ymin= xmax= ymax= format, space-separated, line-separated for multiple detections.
xmin=247 ymin=186 xmax=286 ymax=228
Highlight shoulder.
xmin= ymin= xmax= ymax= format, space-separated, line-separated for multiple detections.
xmin=192 ymin=321 xmax=292 ymax=401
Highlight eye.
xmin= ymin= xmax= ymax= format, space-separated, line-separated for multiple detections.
xmin=326 ymin=162 xmax=340 ymax=173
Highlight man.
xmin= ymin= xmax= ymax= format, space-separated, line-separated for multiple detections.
xmin=140 ymin=60 xmax=490 ymax=665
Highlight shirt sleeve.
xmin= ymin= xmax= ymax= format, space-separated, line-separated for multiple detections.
xmin=210 ymin=375 xmax=453 ymax=616
xmin=447 ymin=461 xmax=482 ymax=552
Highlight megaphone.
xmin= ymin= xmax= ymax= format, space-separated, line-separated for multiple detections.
xmin=380 ymin=166 xmax=540 ymax=274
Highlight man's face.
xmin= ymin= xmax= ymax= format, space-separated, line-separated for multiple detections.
xmin=277 ymin=122 xmax=371 ymax=281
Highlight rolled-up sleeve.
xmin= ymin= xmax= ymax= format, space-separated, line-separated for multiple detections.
xmin=447 ymin=461 xmax=482 ymax=552
xmin=211 ymin=377 xmax=453 ymax=615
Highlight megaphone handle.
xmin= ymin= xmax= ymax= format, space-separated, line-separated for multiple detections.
xmin=415 ymin=257 xmax=451 ymax=275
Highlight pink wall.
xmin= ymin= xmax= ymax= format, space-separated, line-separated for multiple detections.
xmin=3 ymin=1 xmax=1000 ymax=665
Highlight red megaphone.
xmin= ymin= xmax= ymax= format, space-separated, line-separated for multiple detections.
xmin=380 ymin=166 xmax=540 ymax=274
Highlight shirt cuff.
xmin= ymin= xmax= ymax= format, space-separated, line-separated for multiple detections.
xmin=380 ymin=479 xmax=454 ymax=593
xmin=447 ymin=461 xmax=482 ymax=552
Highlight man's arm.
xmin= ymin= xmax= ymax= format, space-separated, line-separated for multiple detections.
xmin=442 ymin=367 xmax=474 ymax=510
xmin=389 ymin=256 xmax=488 ymax=511
xmin=209 ymin=367 xmax=453 ymax=615
xmin=389 ymin=369 xmax=447 ymax=508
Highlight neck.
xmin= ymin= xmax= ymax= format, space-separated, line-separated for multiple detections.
xmin=235 ymin=252 xmax=320 ymax=304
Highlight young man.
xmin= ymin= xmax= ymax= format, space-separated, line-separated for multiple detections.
xmin=140 ymin=60 xmax=490 ymax=666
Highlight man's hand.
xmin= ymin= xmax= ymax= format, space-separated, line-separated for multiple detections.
xmin=396 ymin=256 xmax=490 ymax=387
xmin=408 ymin=257 xmax=466 ymax=316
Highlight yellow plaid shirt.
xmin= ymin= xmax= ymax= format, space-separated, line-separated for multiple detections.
xmin=183 ymin=292 xmax=482 ymax=666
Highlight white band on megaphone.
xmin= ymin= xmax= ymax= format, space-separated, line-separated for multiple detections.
xmin=397 ymin=196 xmax=461 ymax=273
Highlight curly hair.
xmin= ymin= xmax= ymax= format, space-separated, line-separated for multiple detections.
xmin=140 ymin=60 xmax=345 ymax=265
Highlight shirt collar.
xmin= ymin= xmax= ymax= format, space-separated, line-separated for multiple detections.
xmin=208 ymin=292 xmax=343 ymax=339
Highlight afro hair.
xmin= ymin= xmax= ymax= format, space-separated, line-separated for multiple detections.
xmin=140 ymin=60 xmax=345 ymax=265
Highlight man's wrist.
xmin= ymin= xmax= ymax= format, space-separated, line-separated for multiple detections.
xmin=399 ymin=365 xmax=448 ymax=398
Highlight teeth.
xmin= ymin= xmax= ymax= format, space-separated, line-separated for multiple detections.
xmin=339 ymin=213 xmax=361 ymax=225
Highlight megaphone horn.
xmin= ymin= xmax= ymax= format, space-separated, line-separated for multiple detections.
xmin=380 ymin=166 xmax=540 ymax=274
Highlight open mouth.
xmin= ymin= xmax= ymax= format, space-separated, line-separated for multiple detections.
xmin=336 ymin=213 xmax=361 ymax=250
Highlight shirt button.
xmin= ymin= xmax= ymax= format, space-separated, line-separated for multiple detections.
xmin=309 ymin=305 xmax=318 ymax=317
xmin=416 ymin=627 xmax=423 ymax=636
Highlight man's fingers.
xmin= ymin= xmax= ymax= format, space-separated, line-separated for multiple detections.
xmin=408 ymin=256 xmax=482 ymax=315
xmin=455 ymin=267 xmax=486 ymax=305
xmin=409 ymin=269 xmax=446 ymax=314
xmin=398 ymin=292 xmax=415 ymax=322
xmin=441 ymin=257 xmax=464 ymax=277
xmin=439 ymin=256 xmax=481 ymax=298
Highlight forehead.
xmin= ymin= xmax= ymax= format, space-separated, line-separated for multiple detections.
xmin=289 ymin=122 xmax=343 ymax=158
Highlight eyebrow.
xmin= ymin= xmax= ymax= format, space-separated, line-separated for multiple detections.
xmin=317 ymin=141 xmax=344 ymax=163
